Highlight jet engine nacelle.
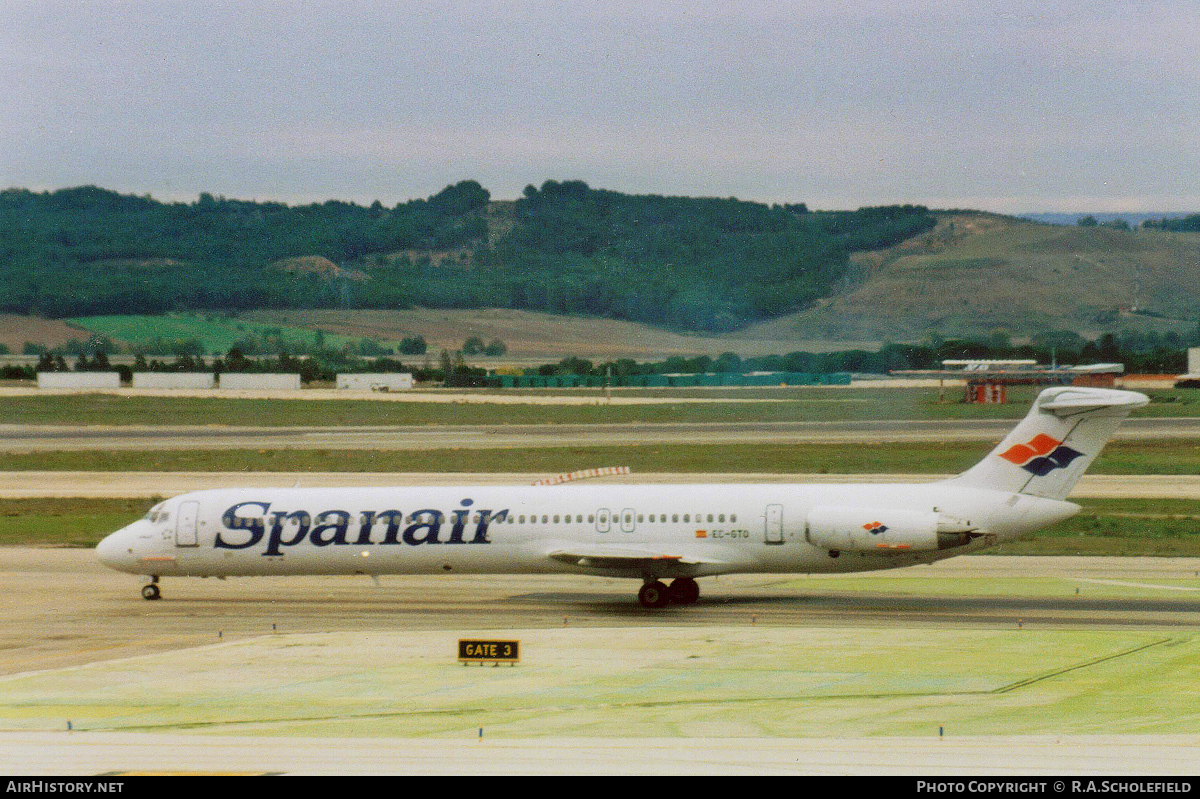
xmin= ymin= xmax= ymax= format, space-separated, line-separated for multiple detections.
xmin=805 ymin=505 xmax=975 ymax=552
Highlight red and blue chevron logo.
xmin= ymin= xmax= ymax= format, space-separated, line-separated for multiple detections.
xmin=999 ymin=433 xmax=1085 ymax=476
xmin=862 ymin=521 xmax=888 ymax=534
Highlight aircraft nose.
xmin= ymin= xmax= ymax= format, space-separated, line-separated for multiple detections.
xmin=97 ymin=526 xmax=137 ymax=572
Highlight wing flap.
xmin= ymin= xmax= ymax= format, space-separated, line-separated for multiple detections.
xmin=546 ymin=544 xmax=727 ymax=570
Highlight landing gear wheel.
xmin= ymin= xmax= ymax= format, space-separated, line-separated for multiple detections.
xmin=637 ymin=581 xmax=670 ymax=609
xmin=141 ymin=583 xmax=161 ymax=601
xmin=668 ymin=578 xmax=700 ymax=605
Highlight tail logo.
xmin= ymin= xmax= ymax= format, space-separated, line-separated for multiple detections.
xmin=863 ymin=521 xmax=888 ymax=535
xmin=999 ymin=433 xmax=1085 ymax=476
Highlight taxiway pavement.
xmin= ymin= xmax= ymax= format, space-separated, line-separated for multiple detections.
xmin=5 ymin=731 xmax=1199 ymax=775
xmin=3 ymin=549 xmax=1198 ymax=774
xmin=4 ymin=549 xmax=1198 ymax=678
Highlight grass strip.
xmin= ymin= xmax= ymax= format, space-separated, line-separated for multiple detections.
xmin=0 ymin=439 xmax=1196 ymax=475
xmin=3 ymin=388 xmax=1199 ymax=426
xmin=0 ymin=498 xmax=154 ymax=547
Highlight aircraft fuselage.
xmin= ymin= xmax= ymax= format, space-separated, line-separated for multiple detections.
xmin=98 ymin=482 xmax=1077 ymax=580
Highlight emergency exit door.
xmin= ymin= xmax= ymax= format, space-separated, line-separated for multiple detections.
xmin=176 ymin=501 xmax=199 ymax=547
xmin=765 ymin=504 xmax=784 ymax=545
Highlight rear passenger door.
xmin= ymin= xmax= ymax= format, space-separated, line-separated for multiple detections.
xmin=765 ymin=503 xmax=783 ymax=545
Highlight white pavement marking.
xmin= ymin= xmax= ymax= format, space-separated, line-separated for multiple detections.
xmin=1072 ymin=578 xmax=1200 ymax=593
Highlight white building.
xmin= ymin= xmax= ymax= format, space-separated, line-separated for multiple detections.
xmin=37 ymin=372 xmax=122 ymax=389
xmin=218 ymin=373 xmax=302 ymax=390
xmin=132 ymin=372 xmax=216 ymax=389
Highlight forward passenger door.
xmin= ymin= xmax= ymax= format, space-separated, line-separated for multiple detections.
xmin=176 ymin=501 xmax=199 ymax=547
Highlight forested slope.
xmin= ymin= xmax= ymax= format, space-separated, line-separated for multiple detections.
xmin=0 ymin=181 xmax=935 ymax=333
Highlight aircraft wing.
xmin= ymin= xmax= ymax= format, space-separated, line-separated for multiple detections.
xmin=545 ymin=543 xmax=729 ymax=570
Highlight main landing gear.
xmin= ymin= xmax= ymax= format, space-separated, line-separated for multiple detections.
xmin=637 ymin=577 xmax=700 ymax=609
xmin=141 ymin=576 xmax=161 ymax=601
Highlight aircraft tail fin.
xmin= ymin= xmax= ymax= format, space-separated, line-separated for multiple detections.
xmin=947 ymin=386 xmax=1148 ymax=501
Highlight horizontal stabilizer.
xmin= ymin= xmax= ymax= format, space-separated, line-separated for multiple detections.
xmin=1036 ymin=387 xmax=1150 ymax=415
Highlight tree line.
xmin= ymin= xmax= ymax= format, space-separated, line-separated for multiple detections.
xmin=536 ymin=330 xmax=1199 ymax=379
xmin=5 ymin=330 xmax=1194 ymax=385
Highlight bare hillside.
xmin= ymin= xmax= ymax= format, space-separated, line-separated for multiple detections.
xmin=244 ymin=308 xmax=882 ymax=360
xmin=735 ymin=213 xmax=1200 ymax=341
xmin=0 ymin=315 xmax=92 ymax=352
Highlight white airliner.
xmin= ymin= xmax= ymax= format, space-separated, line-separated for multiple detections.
xmin=97 ymin=386 xmax=1147 ymax=608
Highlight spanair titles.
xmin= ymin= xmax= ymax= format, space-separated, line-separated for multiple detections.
xmin=216 ymin=499 xmax=504 ymax=554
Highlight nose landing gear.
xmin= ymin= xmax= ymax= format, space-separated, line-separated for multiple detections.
xmin=141 ymin=576 xmax=161 ymax=601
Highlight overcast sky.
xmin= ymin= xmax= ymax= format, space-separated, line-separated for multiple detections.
xmin=3 ymin=0 xmax=1198 ymax=213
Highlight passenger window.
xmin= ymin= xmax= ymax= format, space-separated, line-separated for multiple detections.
xmin=683 ymin=514 xmax=690 ymax=522
xmin=621 ymin=510 xmax=635 ymax=533
xmin=672 ymin=514 xmax=679 ymax=523
xmin=554 ymin=515 xmax=560 ymax=523
xmin=707 ymin=514 xmax=713 ymax=523
xmin=719 ymin=514 xmax=725 ymax=523
xmin=731 ymin=514 xmax=737 ymax=523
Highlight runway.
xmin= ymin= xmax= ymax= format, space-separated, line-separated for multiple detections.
xmin=3 ymin=470 xmax=1199 ymax=498
xmin=3 ymin=416 xmax=1200 ymax=451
